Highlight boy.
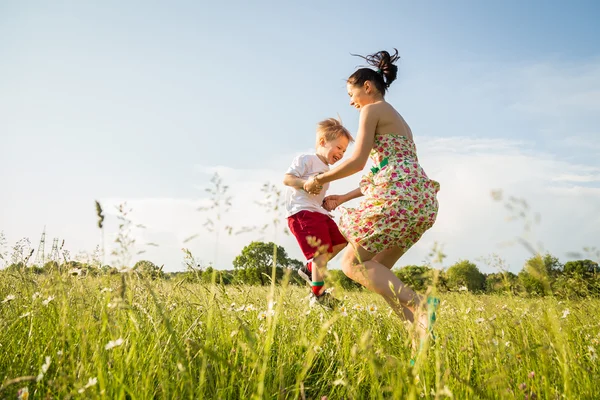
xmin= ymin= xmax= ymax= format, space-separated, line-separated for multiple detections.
xmin=283 ymin=118 xmax=353 ymax=308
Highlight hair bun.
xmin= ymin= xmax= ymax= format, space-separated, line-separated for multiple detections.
xmin=352 ymin=49 xmax=400 ymax=88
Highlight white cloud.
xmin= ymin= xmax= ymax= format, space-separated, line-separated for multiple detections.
xmin=3 ymin=59 xmax=600 ymax=274
xmin=91 ymin=136 xmax=600 ymax=274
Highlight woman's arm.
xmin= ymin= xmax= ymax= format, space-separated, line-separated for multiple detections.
xmin=322 ymin=187 xmax=363 ymax=211
xmin=341 ymin=187 xmax=364 ymax=202
xmin=312 ymin=104 xmax=379 ymax=187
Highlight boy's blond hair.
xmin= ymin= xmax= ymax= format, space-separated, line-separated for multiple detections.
xmin=316 ymin=117 xmax=354 ymax=147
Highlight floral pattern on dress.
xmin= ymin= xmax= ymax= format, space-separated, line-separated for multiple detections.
xmin=339 ymin=134 xmax=440 ymax=255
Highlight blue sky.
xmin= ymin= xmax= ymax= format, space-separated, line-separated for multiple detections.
xmin=1 ymin=1 xmax=599 ymax=272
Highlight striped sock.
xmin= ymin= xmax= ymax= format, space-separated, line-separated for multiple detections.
xmin=311 ymin=281 xmax=324 ymax=296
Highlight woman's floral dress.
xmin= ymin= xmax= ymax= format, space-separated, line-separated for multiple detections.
xmin=339 ymin=134 xmax=440 ymax=255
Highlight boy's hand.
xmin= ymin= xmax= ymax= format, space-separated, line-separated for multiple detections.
xmin=323 ymin=195 xmax=343 ymax=211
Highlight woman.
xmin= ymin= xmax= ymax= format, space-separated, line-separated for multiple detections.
xmin=306 ymin=49 xmax=440 ymax=338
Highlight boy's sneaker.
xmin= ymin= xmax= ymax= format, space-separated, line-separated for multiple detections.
xmin=297 ymin=262 xmax=311 ymax=285
xmin=309 ymin=291 xmax=340 ymax=311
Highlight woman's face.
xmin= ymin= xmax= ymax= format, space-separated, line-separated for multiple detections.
xmin=346 ymin=81 xmax=375 ymax=110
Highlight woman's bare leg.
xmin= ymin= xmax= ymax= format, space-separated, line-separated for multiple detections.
xmin=340 ymin=243 xmax=422 ymax=322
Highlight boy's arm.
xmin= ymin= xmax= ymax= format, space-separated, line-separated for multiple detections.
xmin=283 ymin=174 xmax=307 ymax=191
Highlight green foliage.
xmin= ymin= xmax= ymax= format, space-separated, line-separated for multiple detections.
xmin=133 ymin=260 xmax=164 ymax=280
xmin=446 ymin=260 xmax=485 ymax=292
xmin=328 ymin=269 xmax=363 ymax=290
xmin=518 ymin=253 xmax=562 ymax=296
xmin=393 ymin=265 xmax=434 ymax=292
xmin=564 ymin=259 xmax=600 ymax=276
xmin=232 ymin=241 xmax=301 ymax=285
xmin=1 ymin=271 xmax=600 ymax=399
xmin=485 ymin=271 xmax=518 ymax=294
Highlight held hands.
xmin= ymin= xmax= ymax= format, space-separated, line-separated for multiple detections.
xmin=303 ymin=175 xmax=323 ymax=195
xmin=322 ymin=194 xmax=343 ymax=211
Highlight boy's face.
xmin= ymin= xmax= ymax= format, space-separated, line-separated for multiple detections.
xmin=318 ymin=136 xmax=349 ymax=165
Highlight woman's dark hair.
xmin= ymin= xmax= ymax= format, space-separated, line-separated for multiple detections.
xmin=347 ymin=49 xmax=400 ymax=95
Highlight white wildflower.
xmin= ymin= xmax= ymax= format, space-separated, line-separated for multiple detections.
xmin=387 ymin=334 xmax=392 ymax=341
xmin=339 ymin=305 xmax=348 ymax=317
xmin=78 ymin=377 xmax=98 ymax=393
xmin=561 ymin=309 xmax=570 ymax=319
xmin=439 ymin=385 xmax=453 ymax=398
xmin=458 ymin=285 xmax=468 ymax=292
xmin=230 ymin=330 xmax=238 ymax=338
xmin=257 ymin=311 xmax=267 ymax=321
xmin=352 ymin=304 xmax=364 ymax=312
xmin=367 ymin=304 xmax=378 ymax=315
xmin=17 ymin=387 xmax=29 ymax=400
xmin=476 ymin=307 xmax=484 ymax=312
xmin=105 ymin=338 xmax=124 ymax=350
xmin=488 ymin=314 xmax=497 ymax=322
xmin=42 ymin=296 xmax=55 ymax=306
xmin=32 ymin=292 xmax=41 ymax=300
xmin=2 ymin=294 xmax=15 ymax=303
xmin=36 ymin=356 xmax=51 ymax=382
xmin=475 ymin=318 xmax=485 ymax=324
xmin=244 ymin=304 xmax=256 ymax=312
xmin=100 ymin=287 xmax=112 ymax=293
xmin=313 ymin=345 xmax=323 ymax=353
xmin=505 ymin=341 xmax=511 ymax=347
xmin=465 ymin=307 xmax=471 ymax=314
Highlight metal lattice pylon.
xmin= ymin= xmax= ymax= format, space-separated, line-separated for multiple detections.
xmin=50 ymin=238 xmax=61 ymax=263
xmin=34 ymin=227 xmax=46 ymax=266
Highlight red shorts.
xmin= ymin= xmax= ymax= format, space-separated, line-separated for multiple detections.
xmin=287 ymin=210 xmax=347 ymax=260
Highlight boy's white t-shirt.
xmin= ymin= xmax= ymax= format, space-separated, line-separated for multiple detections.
xmin=285 ymin=154 xmax=331 ymax=217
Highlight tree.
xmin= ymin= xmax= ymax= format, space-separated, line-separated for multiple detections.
xmin=518 ymin=253 xmax=562 ymax=296
xmin=394 ymin=265 xmax=434 ymax=292
xmin=563 ymin=259 xmax=599 ymax=276
xmin=553 ymin=259 xmax=600 ymax=298
xmin=134 ymin=260 xmax=163 ymax=280
xmin=328 ymin=269 xmax=363 ymax=290
xmin=232 ymin=241 xmax=300 ymax=285
xmin=484 ymin=271 xmax=518 ymax=294
xmin=446 ymin=260 xmax=485 ymax=292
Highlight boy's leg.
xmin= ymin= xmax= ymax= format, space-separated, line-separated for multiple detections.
xmin=311 ymin=242 xmax=346 ymax=287
xmin=287 ymin=211 xmax=334 ymax=290
xmin=311 ymin=253 xmax=328 ymax=296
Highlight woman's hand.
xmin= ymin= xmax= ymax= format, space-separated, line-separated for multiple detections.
xmin=303 ymin=175 xmax=323 ymax=195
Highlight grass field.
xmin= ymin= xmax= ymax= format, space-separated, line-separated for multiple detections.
xmin=1 ymin=270 xmax=599 ymax=399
